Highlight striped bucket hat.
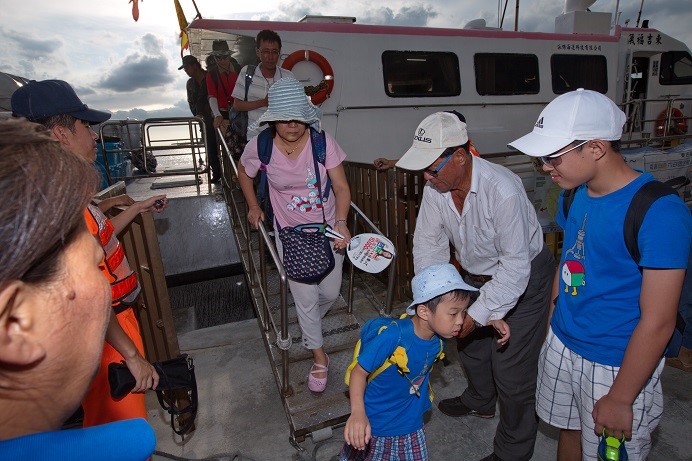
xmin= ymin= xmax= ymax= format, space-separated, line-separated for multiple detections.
xmin=250 ymin=77 xmax=321 ymax=132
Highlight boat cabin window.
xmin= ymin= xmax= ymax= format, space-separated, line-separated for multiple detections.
xmin=474 ymin=53 xmax=539 ymax=95
xmin=551 ymin=54 xmax=608 ymax=94
xmin=659 ymin=51 xmax=692 ymax=86
xmin=382 ymin=51 xmax=461 ymax=97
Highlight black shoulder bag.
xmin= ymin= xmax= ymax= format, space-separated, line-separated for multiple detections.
xmin=108 ymin=354 xmax=198 ymax=436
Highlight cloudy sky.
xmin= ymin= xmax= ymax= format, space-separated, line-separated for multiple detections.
xmin=2 ymin=0 xmax=690 ymax=119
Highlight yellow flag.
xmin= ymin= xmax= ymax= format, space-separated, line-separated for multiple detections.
xmin=174 ymin=0 xmax=189 ymax=56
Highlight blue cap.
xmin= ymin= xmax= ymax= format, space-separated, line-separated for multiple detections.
xmin=407 ymin=263 xmax=477 ymax=315
xmin=11 ymin=79 xmax=111 ymax=124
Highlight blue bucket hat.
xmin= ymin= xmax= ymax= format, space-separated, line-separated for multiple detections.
xmin=250 ymin=77 xmax=321 ymax=132
xmin=406 ymin=263 xmax=477 ymax=315
xmin=11 ymin=79 xmax=111 ymax=125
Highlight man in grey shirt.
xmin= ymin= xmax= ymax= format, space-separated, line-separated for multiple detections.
xmin=231 ymin=29 xmax=294 ymax=141
xmin=396 ymin=112 xmax=555 ymax=461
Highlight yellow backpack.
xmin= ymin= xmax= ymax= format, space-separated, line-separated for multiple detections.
xmin=344 ymin=314 xmax=445 ymax=400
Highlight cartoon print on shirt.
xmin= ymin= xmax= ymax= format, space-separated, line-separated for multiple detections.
xmin=561 ymin=214 xmax=587 ymax=296
xmin=285 ymin=161 xmax=324 ymax=213
xmin=409 ymin=376 xmax=424 ymax=396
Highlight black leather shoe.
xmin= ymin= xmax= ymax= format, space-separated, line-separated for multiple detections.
xmin=479 ymin=454 xmax=505 ymax=461
xmin=437 ymin=395 xmax=495 ymax=418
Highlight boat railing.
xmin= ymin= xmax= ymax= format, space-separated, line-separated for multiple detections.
xmin=216 ymin=128 xmax=396 ymax=396
xmin=98 ymin=117 xmax=213 ymax=192
xmin=621 ymin=95 xmax=692 ymax=147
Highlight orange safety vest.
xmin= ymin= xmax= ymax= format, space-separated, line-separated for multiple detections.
xmin=85 ymin=204 xmax=141 ymax=308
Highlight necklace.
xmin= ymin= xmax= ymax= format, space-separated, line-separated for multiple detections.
xmin=279 ymin=131 xmax=306 ymax=155
xmin=283 ymin=143 xmax=300 ymax=155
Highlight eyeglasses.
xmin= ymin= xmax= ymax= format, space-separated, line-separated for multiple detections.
xmin=259 ymin=49 xmax=280 ymax=56
xmin=540 ymin=140 xmax=589 ymax=166
xmin=423 ymin=147 xmax=457 ymax=177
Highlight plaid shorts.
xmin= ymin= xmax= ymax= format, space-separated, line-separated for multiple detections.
xmin=536 ymin=328 xmax=664 ymax=461
xmin=339 ymin=427 xmax=428 ymax=461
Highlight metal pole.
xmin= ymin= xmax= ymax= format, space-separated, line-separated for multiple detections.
xmin=514 ymin=0 xmax=520 ymax=31
xmin=635 ymin=0 xmax=644 ymax=28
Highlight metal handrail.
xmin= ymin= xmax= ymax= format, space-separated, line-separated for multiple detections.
xmin=98 ymin=117 xmax=212 ymax=193
xmin=215 ymin=127 xmax=396 ymax=395
xmin=621 ymin=95 xmax=692 ymax=144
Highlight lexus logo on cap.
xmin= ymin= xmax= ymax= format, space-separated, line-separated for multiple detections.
xmin=414 ymin=127 xmax=432 ymax=144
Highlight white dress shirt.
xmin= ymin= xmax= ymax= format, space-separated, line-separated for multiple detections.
xmin=413 ymin=155 xmax=544 ymax=325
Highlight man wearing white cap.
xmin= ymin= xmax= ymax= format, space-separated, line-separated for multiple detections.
xmin=396 ymin=112 xmax=555 ymax=461
xmin=509 ymin=89 xmax=691 ymax=460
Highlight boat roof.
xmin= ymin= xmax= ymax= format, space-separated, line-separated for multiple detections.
xmin=188 ymin=18 xmax=622 ymax=43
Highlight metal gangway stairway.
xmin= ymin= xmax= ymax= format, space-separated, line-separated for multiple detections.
xmin=215 ymin=130 xmax=398 ymax=448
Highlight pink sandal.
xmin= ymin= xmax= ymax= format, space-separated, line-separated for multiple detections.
xmin=307 ymin=354 xmax=330 ymax=393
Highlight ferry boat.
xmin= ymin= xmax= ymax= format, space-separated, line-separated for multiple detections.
xmin=186 ymin=2 xmax=692 ymax=164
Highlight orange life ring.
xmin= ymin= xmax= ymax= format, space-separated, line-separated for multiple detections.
xmin=282 ymin=50 xmax=334 ymax=105
xmin=655 ymin=107 xmax=688 ymax=136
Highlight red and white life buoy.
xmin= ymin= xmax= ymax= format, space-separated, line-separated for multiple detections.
xmin=282 ymin=50 xmax=334 ymax=105
xmin=655 ymin=107 xmax=688 ymax=136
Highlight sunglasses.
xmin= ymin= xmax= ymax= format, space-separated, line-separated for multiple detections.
xmin=423 ymin=147 xmax=457 ymax=177
xmin=540 ymin=140 xmax=588 ymax=166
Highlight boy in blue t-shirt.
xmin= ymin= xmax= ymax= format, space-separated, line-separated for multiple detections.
xmin=509 ymin=89 xmax=692 ymax=461
xmin=340 ymin=263 xmax=510 ymax=461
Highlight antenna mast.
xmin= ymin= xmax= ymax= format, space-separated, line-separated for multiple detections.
xmin=514 ymin=0 xmax=520 ymax=31
xmin=635 ymin=0 xmax=644 ymax=27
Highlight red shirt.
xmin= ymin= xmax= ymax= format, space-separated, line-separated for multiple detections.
xmin=206 ymin=70 xmax=238 ymax=111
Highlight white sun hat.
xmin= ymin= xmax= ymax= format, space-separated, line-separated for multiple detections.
xmin=508 ymin=88 xmax=626 ymax=157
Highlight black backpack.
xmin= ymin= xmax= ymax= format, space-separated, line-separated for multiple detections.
xmin=561 ymin=180 xmax=690 ymax=357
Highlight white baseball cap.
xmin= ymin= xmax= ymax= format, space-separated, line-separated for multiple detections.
xmin=396 ymin=112 xmax=469 ymax=171
xmin=508 ymin=88 xmax=626 ymax=157
xmin=406 ymin=263 xmax=477 ymax=315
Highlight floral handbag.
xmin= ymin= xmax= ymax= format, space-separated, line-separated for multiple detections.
xmin=279 ymin=223 xmax=335 ymax=283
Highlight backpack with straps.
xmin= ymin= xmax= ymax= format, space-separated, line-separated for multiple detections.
xmin=228 ymin=64 xmax=256 ymax=143
xmin=256 ymin=126 xmax=330 ymax=226
xmin=561 ymin=180 xmax=689 ymax=357
xmin=344 ymin=314 xmax=445 ymax=401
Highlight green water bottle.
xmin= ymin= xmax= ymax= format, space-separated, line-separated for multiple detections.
xmin=597 ymin=430 xmax=628 ymax=461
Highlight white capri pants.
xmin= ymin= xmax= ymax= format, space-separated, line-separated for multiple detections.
xmin=275 ymin=236 xmax=344 ymax=350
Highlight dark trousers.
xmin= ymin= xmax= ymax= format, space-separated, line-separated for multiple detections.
xmin=457 ymin=245 xmax=555 ymax=461
xmin=204 ymin=120 xmax=220 ymax=178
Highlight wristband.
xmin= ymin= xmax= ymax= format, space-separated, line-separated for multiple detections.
xmin=335 ymin=219 xmax=347 ymax=225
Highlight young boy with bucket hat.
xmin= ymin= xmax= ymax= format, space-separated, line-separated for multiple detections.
xmin=340 ymin=263 xmax=509 ymax=461
xmin=508 ymin=88 xmax=692 ymax=460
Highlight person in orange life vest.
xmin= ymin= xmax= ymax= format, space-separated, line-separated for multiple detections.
xmin=11 ymin=79 xmax=166 ymax=426
xmin=373 ymin=111 xmax=480 ymax=171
